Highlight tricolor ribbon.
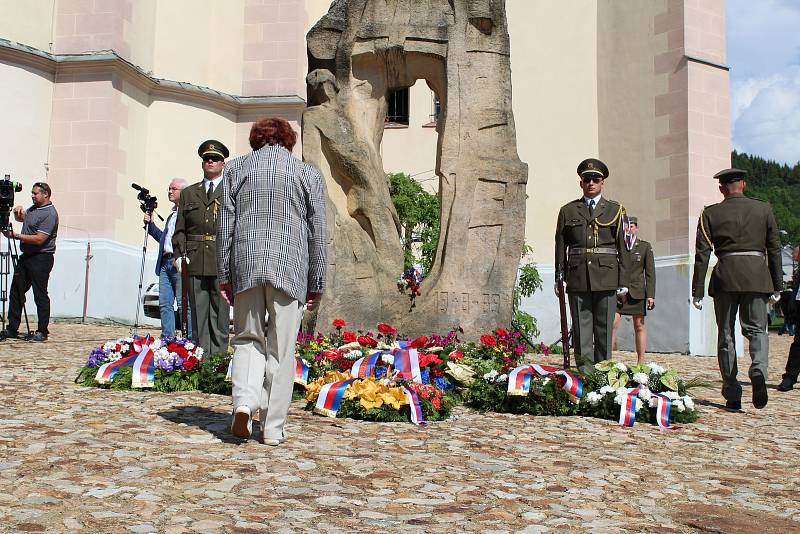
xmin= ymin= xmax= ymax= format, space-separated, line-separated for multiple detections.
xmin=393 ymin=341 xmax=422 ymax=383
xmin=520 ymin=363 xmax=583 ymax=402
xmin=402 ymin=386 xmax=426 ymax=426
xmin=618 ymin=387 xmax=641 ymax=427
xmin=649 ymin=392 xmax=672 ymax=430
xmin=622 ymin=212 xmax=635 ymax=251
xmin=95 ymin=351 xmax=138 ymax=384
xmin=554 ymin=369 xmax=583 ymax=402
xmin=313 ymin=378 xmax=358 ymax=418
xmin=130 ymin=335 xmax=156 ymax=388
xmin=507 ymin=365 xmax=536 ymax=396
xmin=295 ymin=357 xmax=310 ymax=386
xmin=350 ymin=351 xmax=381 ymax=379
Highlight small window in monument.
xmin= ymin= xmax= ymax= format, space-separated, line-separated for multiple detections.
xmin=424 ymin=93 xmax=441 ymax=128
xmin=386 ymin=88 xmax=409 ymax=127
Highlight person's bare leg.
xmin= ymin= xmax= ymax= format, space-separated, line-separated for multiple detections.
xmin=611 ymin=312 xmax=621 ymax=353
xmin=633 ymin=315 xmax=646 ymax=363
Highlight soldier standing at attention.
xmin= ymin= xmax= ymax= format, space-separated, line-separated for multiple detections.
xmin=173 ymin=140 xmax=231 ymax=355
xmin=692 ymin=168 xmax=782 ymax=411
xmin=555 ymin=158 xmax=630 ymax=368
xmin=611 ymin=217 xmax=656 ymax=363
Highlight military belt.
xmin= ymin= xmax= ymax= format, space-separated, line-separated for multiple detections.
xmin=569 ymin=247 xmax=618 ymax=256
xmin=716 ymin=251 xmax=765 ymax=258
xmin=187 ymin=234 xmax=216 ymax=242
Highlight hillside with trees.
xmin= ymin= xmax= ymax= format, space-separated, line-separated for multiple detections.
xmin=733 ymin=150 xmax=800 ymax=247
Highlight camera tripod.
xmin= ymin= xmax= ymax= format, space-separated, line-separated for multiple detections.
xmin=131 ymin=210 xmax=153 ymax=336
xmin=0 ymin=229 xmax=33 ymax=341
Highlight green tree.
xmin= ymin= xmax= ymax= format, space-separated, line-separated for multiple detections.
xmin=732 ymin=150 xmax=800 ymax=247
xmin=512 ymin=244 xmax=543 ymax=343
xmin=388 ymin=172 xmax=440 ymax=272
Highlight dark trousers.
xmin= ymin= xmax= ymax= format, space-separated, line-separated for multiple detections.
xmin=783 ymin=329 xmax=800 ymax=383
xmin=188 ymin=275 xmax=230 ymax=356
xmin=7 ymin=253 xmax=54 ymax=335
xmin=569 ymin=290 xmax=616 ymax=365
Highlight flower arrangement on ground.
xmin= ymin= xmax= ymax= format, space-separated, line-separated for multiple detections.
xmin=76 ymin=336 xmax=230 ymax=393
xmin=304 ymin=370 xmax=455 ymax=424
xmin=466 ymin=358 xmax=700 ymax=428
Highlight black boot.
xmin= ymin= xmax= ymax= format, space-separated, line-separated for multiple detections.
xmin=777 ymin=375 xmax=796 ymax=392
xmin=751 ymin=374 xmax=768 ymax=409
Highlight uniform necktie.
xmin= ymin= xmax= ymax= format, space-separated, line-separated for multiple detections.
xmin=207 ymin=182 xmax=214 ymax=198
xmin=588 ymin=199 xmax=595 ymax=216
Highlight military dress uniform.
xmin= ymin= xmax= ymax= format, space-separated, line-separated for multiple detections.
xmin=555 ymin=159 xmax=629 ymax=365
xmin=617 ymin=222 xmax=655 ymax=316
xmin=692 ymin=168 xmax=782 ymax=409
xmin=173 ymin=140 xmax=231 ymax=355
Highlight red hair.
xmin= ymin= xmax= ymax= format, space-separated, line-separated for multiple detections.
xmin=249 ymin=117 xmax=297 ymax=151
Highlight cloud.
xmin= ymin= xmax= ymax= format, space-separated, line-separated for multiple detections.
xmin=732 ymin=67 xmax=800 ymax=165
xmin=728 ymin=0 xmax=800 ymax=164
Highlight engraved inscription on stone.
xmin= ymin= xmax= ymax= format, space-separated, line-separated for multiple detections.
xmin=438 ymin=291 xmax=501 ymax=314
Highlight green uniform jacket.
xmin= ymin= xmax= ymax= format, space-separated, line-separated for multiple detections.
xmin=555 ymin=197 xmax=629 ymax=293
xmin=692 ymin=193 xmax=782 ymax=298
xmin=172 ymin=180 xmax=222 ymax=276
xmin=620 ymin=239 xmax=655 ymax=300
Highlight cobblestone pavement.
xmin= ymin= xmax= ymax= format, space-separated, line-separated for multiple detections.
xmin=1 ymin=322 xmax=800 ymax=533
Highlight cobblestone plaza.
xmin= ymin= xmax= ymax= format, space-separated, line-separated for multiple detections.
xmin=1 ymin=323 xmax=798 ymax=533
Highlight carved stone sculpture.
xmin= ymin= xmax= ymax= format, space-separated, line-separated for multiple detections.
xmin=302 ymin=0 xmax=528 ymax=338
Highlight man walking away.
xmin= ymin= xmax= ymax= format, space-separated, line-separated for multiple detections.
xmin=692 ymin=168 xmax=782 ymax=411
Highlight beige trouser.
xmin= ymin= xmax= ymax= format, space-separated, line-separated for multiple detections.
xmin=231 ymin=284 xmax=302 ymax=441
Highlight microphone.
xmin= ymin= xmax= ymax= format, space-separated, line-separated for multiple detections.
xmin=131 ymin=183 xmax=149 ymax=195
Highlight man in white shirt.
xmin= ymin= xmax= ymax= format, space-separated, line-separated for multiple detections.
xmin=144 ymin=178 xmax=190 ymax=338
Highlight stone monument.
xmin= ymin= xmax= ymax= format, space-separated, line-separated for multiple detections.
xmin=302 ymin=0 xmax=528 ymax=337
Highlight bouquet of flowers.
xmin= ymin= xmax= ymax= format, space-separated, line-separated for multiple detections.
xmin=467 ymin=357 xmax=700 ymax=428
xmin=76 ymin=336 xmax=230 ymax=393
xmin=579 ymin=360 xmax=700 ymax=426
xmin=304 ymin=370 xmax=455 ymax=424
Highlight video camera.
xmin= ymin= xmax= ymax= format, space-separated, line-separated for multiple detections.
xmin=131 ymin=183 xmax=157 ymax=214
xmin=0 ymin=174 xmax=23 ymax=230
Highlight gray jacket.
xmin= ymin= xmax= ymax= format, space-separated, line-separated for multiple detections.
xmin=216 ymin=145 xmax=327 ymax=301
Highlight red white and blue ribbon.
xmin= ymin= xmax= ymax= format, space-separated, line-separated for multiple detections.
xmin=508 ymin=365 xmax=536 ymax=396
xmin=95 ymin=352 xmax=138 ymax=384
xmin=533 ymin=364 xmax=583 ymax=402
xmin=393 ymin=342 xmax=422 ymax=383
xmin=619 ymin=387 xmax=641 ymax=427
xmin=131 ymin=335 xmax=156 ymax=388
xmin=622 ymin=212 xmax=635 ymax=251
xmin=295 ymin=357 xmax=310 ymax=385
xmin=555 ymin=369 xmax=583 ymax=401
xmin=649 ymin=392 xmax=672 ymax=430
xmin=402 ymin=386 xmax=426 ymax=426
xmin=350 ymin=352 xmax=381 ymax=379
xmin=314 ymin=378 xmax=358 ymax=418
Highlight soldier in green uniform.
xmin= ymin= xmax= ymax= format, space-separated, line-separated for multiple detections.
xmin=611 ymin=217 xmax=656 ymax=364
xmin=555 ymin=158 xmax=630 ymax=367
xmin=692 ymin=168 xmax=782 ymax=411
xmin=173 ymin=140 xmax=231 ymax=356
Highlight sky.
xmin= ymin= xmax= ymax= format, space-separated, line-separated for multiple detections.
xmin=727 ymin=0 xmax=800 ymax=165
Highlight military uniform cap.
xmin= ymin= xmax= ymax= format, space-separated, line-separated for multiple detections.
xmin=198 ymin=139 xmax=229 ymax=159
xmin=713 ymin=168 xmax=747 ymax=184
xmin=628 ymin=216 xmax=638 ymax=225
xmin=577 ymin=158 xmax=609 ymax=178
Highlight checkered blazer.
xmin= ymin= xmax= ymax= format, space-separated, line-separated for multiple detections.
xmin=216 ymin=145 xmax=327 ymax=302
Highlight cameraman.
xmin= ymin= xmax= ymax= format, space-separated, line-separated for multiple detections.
xmin=1 ymin=182 xmax=58 ymax=342
xmin=144 ymin=178 xmax=191 ymax=338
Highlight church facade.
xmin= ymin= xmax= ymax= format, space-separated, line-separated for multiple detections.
xmin=0 ymin=0 xmax=730 ymax=354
